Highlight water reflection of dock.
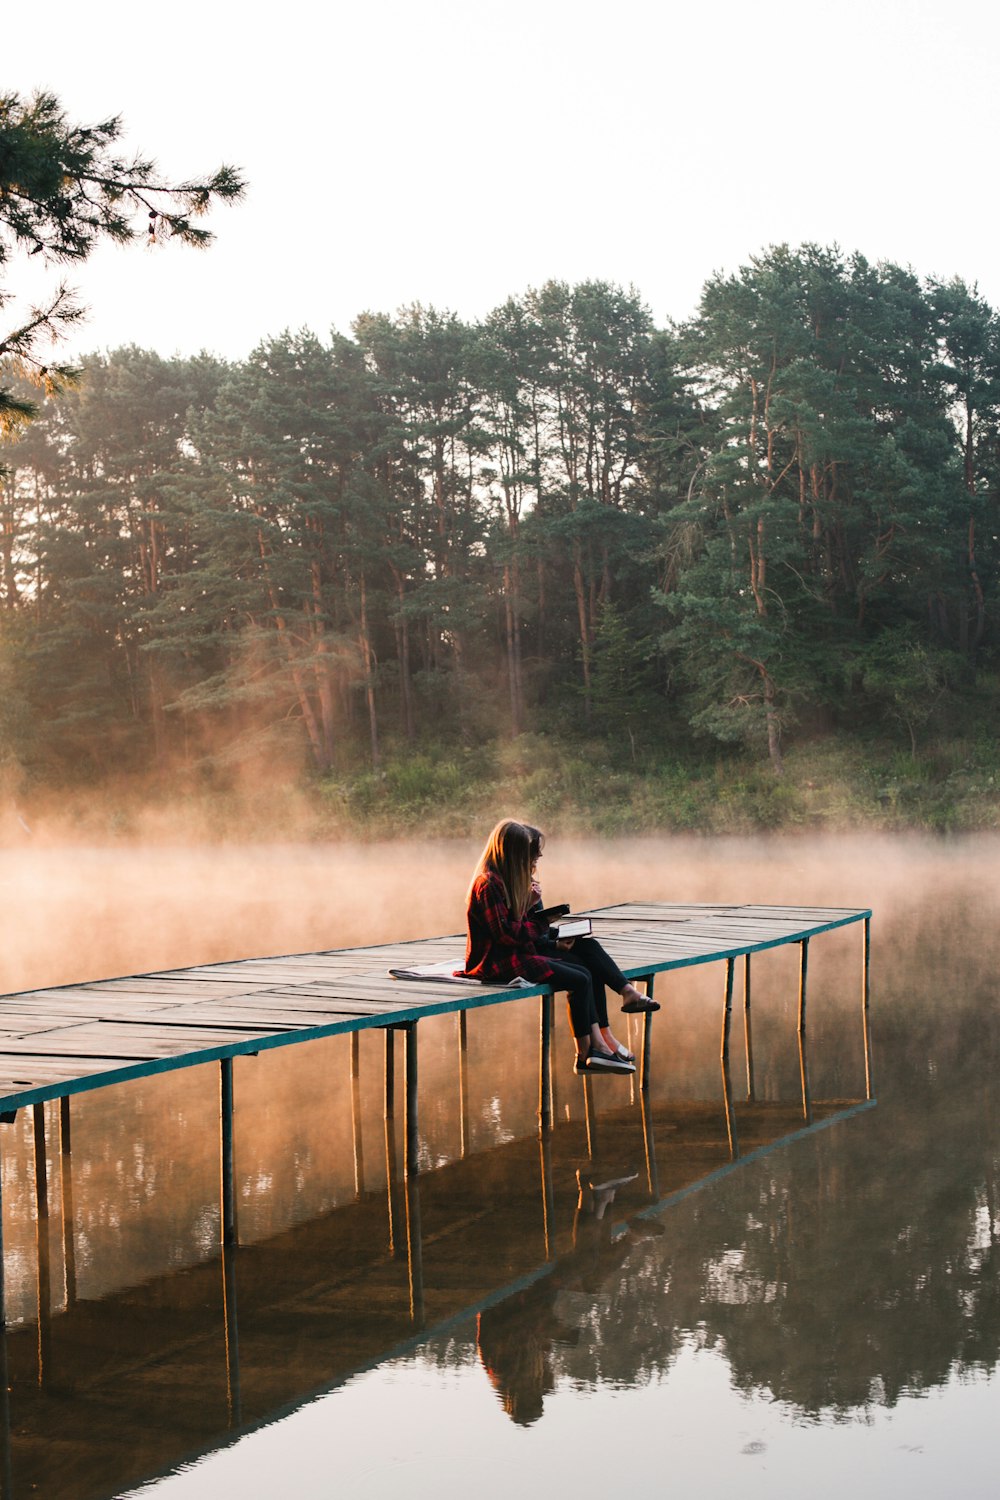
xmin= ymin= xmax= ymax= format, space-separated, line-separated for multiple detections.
xmin=0 ymin=1065 xmax=872 ymax=1500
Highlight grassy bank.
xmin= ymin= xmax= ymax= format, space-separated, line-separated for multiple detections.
xmin=319 ymin=731 xmax=1000 ymax=840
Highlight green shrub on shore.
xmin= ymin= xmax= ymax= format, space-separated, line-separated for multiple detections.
xmin=317 ymin=730 xmax=1000 ymax=839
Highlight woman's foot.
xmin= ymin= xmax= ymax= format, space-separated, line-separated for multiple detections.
xmin=600 ymin=1026 xmax=634 ymax=1062
xmin=575 ymin=1046 xmax=635 ymax=1075
xmin=621 ymin=982 xmax=660 ymax=1014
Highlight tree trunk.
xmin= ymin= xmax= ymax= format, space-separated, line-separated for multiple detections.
xmin=257 ymin=527 xmax=328 ymax=771
xmin=503 ymin=563 xmax=522 ymax=737
xmin=764 ymin=670 xmax=783 ymax=776
xmin=572 ymin=541 xmax=592 ymax=718
xmin=148 ymin=657 xmax=167 ymax=770
xmin=395 ymin=592 xmax=415 ymax=744
xmin=359 ymin=572 xmax=380 ymax=770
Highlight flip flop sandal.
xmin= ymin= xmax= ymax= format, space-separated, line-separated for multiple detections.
xmin=621 ymin=995 xmax=660 ymax=1013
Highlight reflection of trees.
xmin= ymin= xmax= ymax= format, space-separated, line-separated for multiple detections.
xmin=451 ymin=928 xmax=1000 ymax=1420
xmin=671 ymin=981 xmax=1000 ymax=1415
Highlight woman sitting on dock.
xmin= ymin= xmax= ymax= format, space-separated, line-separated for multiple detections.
xmin=463 ymin=820 xmax=657 ymax=1075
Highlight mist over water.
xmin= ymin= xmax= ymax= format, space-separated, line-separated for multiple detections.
xmin=3 ymin=832 xmax=1000 ymax=1498
xmin=0 ymin=830 xmax=971 ymax=994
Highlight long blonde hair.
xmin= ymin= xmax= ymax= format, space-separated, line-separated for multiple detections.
xmin=472 ymin=819 xmax=544 ymax=918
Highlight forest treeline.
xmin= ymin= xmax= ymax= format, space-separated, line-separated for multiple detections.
xmin=2 ymin=243 xmax=999 ymax=793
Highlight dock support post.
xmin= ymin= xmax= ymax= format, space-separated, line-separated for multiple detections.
xmin=458 ymin=1011 xmax=470 ymax=1158
xmin=640 ymin=1088 xmax=659 ymax=1199
xmin=222 ymin=1244 xmax=241 ymax=1428
xmin=33 ymin=1102 xmax=51 ymax=1386
xmin=402 ymin=1023 xmax=424 ymax=1322
xmin=0 ymin=1134 xmax=7 ymax=1500
xmin=404 ymin=1170 xmax=425 ymax=1326
xmin=720 ymin=960 xmax=739 ymax=1161
xmin=403 ymin=1025 xmax=424 ymax=1323
xmin=539 ymin=1131 xmax=555 ymax=1259
xmin=59 ymin=1095 xmax=77 ymax=1308
xmin=743 ymin=955 xmax=756 ymax=1102
xmin=721 ymin=958 xmax=735 ymax=1058
xmin=797 ymin=939 xmax=811 ymax=1118
xmin=721 ymin=1048 xmax=740 ymax=1160
xmin=640 ymin=975 xmax=655 ymax=1092
xmin=350 ymin=1032 xmax=365 ymax=1199
xmin=583 ymin=1076 xmax=597 ymax=1159
xmin=0 ymin=1318 xmax=8 ymax=1500
xmin=862 ymin=915 xmax=874 ymax=1100
xmin=0 ymin=1137 xmax=4 ymax=1329
xmin=384 ymin=1029 xmax=400 ymax=1256
xmin=798 ymin=1028 xmax=813 ymax=1124
xmin=220 ymin=1059 xmax=237 ymax=1249
xmin=539 ymin=992 xmax=553 ymax=1132
xmin=404 ymin=1023 xmax=419 ymax=1178
xmin=384 ymin=1026 xmax=396 ymax=1118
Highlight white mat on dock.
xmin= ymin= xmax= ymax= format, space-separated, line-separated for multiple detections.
xmin=387 ymin=960 xmax=532 ymax=986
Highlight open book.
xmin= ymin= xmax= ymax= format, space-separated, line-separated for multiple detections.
xmin=551 ymin=916 xmax=592 ymax=940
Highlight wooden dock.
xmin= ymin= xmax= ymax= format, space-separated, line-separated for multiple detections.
xmin=0 ymin=898 xmax=873 ymax=1368
xmin=0 ymin=901 xmax=871 ymax=1114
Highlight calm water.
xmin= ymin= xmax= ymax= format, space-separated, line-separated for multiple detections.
xmin=1 ymin=835 xmax=999 ymax=1499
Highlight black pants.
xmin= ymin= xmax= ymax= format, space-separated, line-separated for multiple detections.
xmin=537 ymin=936 xmax=628 ymax=1040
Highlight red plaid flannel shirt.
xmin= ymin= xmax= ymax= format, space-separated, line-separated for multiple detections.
xmin=463 ymin=871 xmax=554 ymax=984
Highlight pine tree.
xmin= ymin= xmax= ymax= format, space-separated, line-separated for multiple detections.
xmin=0 ymin=90 xmax=243 ymax=429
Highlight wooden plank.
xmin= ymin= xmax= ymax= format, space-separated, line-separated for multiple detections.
xmin=1 ymin=988 xmax=190 ymax=1011
xmin=0 ymin=1022 xmax=267 ymax=1060
xmin=78 ymin=979 xmax=281 ymax=999
xmin=144 ymin=1005 xmax=364 ymax=1029
xmin=0 ymin=1056 xmax=139 ymax=1083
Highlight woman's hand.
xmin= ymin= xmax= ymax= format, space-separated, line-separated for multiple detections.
xmin=556 ymin=937 xmax=575 ymax=951
xmin=530 ymin=880 xmax=543 ymax=905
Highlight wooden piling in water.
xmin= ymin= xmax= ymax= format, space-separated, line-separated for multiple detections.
xmin=583 ymin=1075 xmax=597 ymax=1159
xmin=862 ymin=915 xmax=874 ymax=1099
xmin=640 ymin=1088 xmax=659 ymax=1199
xmin=404 ymin=1023 xmax=419 ymax=1178
xmin=32 ymin=1102 xmax=51 ymax=1386
xmin=539 ymin=1131 xmax=554 ymax=1259
xmin=721 ymin=957 xmax=735 ymax=1058
xmin=222 ymin=1244 xmax=241 ymax=1428
xmin=458 ymin=1011 xmax=470 ymax=1157
xmin=539 ymin=992 xmax=553 ymax=1131
xmin=350 ymin=1032 xmax=365 ymax=1198
xmin=384 ymin=1029 xmax=399 ymax=1256
xmin=220 ymin=1059 xmax=237 ymax=1249
xmin=0 ymin=1145 xmax=4 ymax=1333
xmin=404 ymin=1171 xmax=424 ymax=1326
xmin=640 ymin=975 xmax=655 ymax=1092
xmin=743 ymin=954 xmax=756 ymax=1102
xmin=59 ymin=1096 xmax=76 ymax=1308
xmin=799 ymin=1029 xmax=813 ymax=1125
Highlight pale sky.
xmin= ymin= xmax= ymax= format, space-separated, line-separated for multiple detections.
xmin=6 ymin=0 xmax=999 ymax=363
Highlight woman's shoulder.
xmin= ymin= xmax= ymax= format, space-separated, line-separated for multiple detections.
xmin=469 ymin=870 xmax=503 ymax=899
